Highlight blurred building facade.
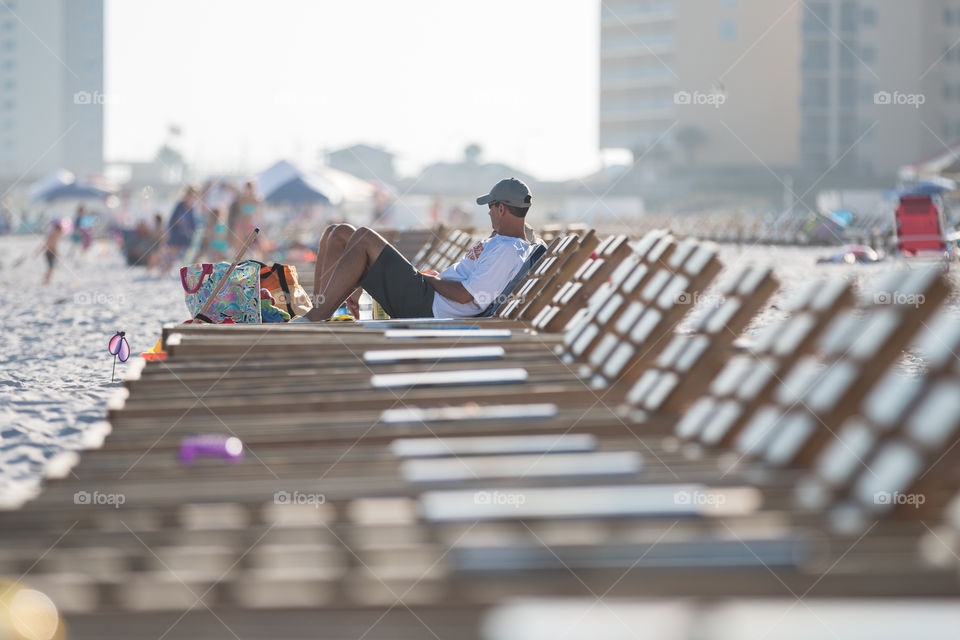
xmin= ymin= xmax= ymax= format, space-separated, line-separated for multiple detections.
xmin=601 ymin=0 xmax=960 ymax=179
xmin=800 ymin=0 xmax=960 ymax=177
xmin=599 ymin=0 xmax=802 ymax=170
xmin=0 ymin=0 xmax=103 ymax=182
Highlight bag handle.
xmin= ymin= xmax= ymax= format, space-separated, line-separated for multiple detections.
xmin=194 ymin=228 xmax=260 ymax=321
xmin=251 ymin=260 xmax=294 ymax=314
xmin=250 ymin=259 xmax=281 ymax=279
xmin=180 ymin=263 xmax=214 ymax=294
xmin=275 ymin=265 xmax=295 ymax=315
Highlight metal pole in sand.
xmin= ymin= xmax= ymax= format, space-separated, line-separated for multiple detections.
xmin=194 ymin=227 xmax=260 ymax=322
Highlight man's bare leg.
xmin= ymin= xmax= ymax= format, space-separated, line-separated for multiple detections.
xmin=305 ymin=228 xmax=388 ymax=321
xmin=338 ymin=225 xmax=382 ymax=314
xmin=312 ymin=223 xmax=355 ymax=303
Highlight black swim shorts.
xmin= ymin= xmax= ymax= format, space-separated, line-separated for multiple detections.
xmin=360 ymin=244 xmax=435 ymax=318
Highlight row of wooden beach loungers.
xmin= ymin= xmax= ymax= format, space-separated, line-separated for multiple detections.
xmin=619 ymin=214 xmax=890 ymax=249
xmin=5 ymin=227 xmax=960 ymax=638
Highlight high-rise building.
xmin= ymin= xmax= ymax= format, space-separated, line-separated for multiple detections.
xmin=599 ymin=0 xmax=803 ymax=170
xmin=601 ymin=0 xmax=960 ymax=179
xmin=0 ymin=0 xmax=103 ymax=182
xmin=800 ymin=0 xmax=960 ymax=177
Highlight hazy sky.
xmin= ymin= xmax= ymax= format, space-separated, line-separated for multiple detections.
xmin=104 ymin=0 xmax=603 ymax=181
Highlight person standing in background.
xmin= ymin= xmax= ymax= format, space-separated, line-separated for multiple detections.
xmin=166 ymin=186 xmax=198 ymax=260
xmin=41 ymin=220 xmax=64 ymax=284
xmin=147 ymin=212 xmax=168 ymax=275
xmin=70 ymin=204 xmax=92 ymax=255
xmin=229 ymin=180 xmax=262 ymax=255
xmin=207 ymin=207 xmax=231 ymax=261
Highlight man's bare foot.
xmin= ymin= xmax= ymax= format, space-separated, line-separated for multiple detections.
xmin=303 ymin=308 xmax=327 ymax=322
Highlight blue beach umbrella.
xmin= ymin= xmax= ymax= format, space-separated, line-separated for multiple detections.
xmin=257 ymin=160 xmax=340 ymax=206
xmin=263 ymin=175 xmax=334 ymax=205
xmin=35 ymin=182 xmax=112 ymax=202
xmin=29 ymin=169 xmax=113 ymax=202
xmin=899 ymin=177 xmax=958 ymax=197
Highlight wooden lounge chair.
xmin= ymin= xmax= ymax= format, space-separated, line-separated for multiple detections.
xmin=11 ymin=242 xmax=960 ymax=636
xmin=616 ymin=263 xmax=778 ymax=415
xmin=497 ymin=229 xmax=599 ymax=321
xmin=675 ymin=277 xmax=858 ymax=449
xmin=732 ymin=268 xmax=949 ymax=468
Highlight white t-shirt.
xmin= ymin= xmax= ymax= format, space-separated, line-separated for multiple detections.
xmin=431 ymin=234 xmax=532 ymax=318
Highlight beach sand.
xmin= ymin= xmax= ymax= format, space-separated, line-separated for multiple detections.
xmin=0 ymin=233 xmax=957 ymax=506
xmin=0 ymin=234 xmax=185 ymax=506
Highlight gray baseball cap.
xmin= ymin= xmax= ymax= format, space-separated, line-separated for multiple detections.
xmin=476 ymin=178 xmax=532 ymax=209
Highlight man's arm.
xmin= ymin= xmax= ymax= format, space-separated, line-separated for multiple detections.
xmin=424 ymin=274 xmax=474 ymax=304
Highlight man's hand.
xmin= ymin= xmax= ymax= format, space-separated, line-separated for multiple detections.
xmin=346 ymin=288 xmax=362 ymax=317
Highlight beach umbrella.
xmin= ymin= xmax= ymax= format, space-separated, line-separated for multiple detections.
xmin=811 ymin=218 xmax=843 ymax=242
xmin=28 ymin=169 xmax=113 ymax=202
xmin=35 ymin=182 xmax=112 ymax=202
xmin=899 ymin=177 xmax=958 ymax=197
xmin=257 ymin=160 xmax=340 ymax=206
xmin=826 ymin=209 xmax=854 ymax=228
xmin=318 ymin=166 xmax=374 ymax=204
xmin=370 ymin=179 xmax=399 ymax=199
xmin=27 ymin=169 xmax=73 ymax=200
xmin=264 ymin=177 xmax=334 ymax=205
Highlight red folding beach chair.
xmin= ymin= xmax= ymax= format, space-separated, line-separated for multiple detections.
xmin=895 ymin=195 xmax=948 ymax=258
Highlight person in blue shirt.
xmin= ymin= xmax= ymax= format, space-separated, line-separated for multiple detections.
xmin=166 ymin=186 xmax=199 ymax=255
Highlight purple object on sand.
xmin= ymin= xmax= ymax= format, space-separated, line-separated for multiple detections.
xmin=179 ymin=434 xmax=244 ymax=464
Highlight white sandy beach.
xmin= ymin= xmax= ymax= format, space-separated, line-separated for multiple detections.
xmin=0 ymin=233 xmax=185 ymax=506
xmin=0 ymin=232 xmax=957 ymax=506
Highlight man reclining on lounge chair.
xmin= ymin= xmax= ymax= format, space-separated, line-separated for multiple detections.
xmin=300 ymin=178 xmax=534 ymax=321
